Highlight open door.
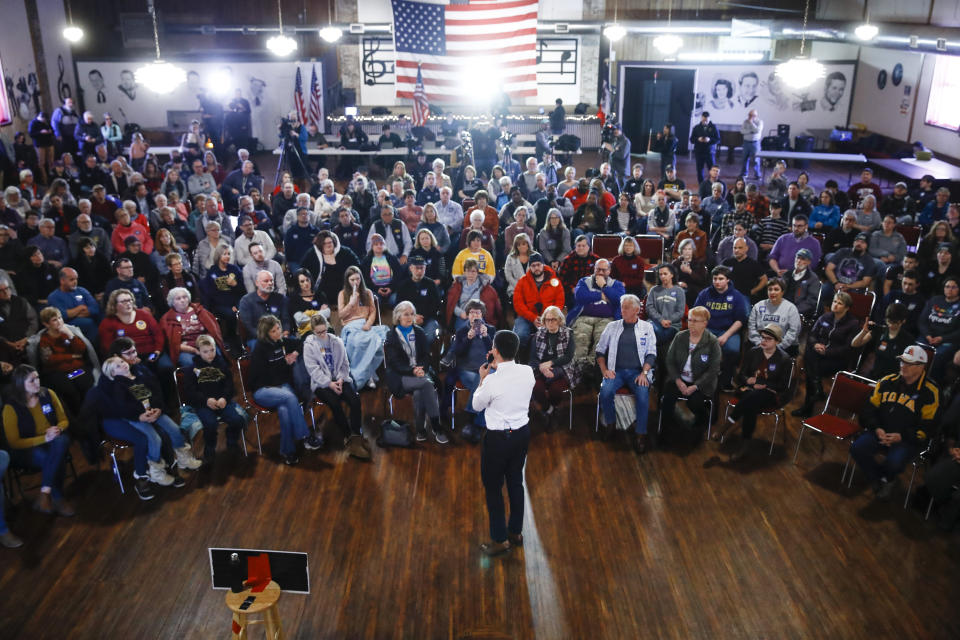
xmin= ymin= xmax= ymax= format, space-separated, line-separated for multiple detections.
xmin=621 ymin=67 xmax=696 ymax=155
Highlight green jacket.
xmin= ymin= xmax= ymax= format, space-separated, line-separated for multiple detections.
xmin=664 ymin=329 xmax=722 ymax=397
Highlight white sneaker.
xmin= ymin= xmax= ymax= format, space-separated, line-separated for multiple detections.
xmin=147 ymin=460 xmax=175 ymax=486
xmin=175 ymin=445 xmax=203 ymax=470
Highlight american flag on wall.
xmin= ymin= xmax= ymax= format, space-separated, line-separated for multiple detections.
xmin=308 ymin=65 xmax=323 ymax=129
xmin=293 ymin=67 xmax=307 ymax=125
xmin=412 ymin=66 xmax=429 ymax=126
xmin=391 ymin=0 xmax=539 ymax=103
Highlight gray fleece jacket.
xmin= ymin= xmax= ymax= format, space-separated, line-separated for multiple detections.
xmin=646 ymin=285 xmax=686 ymax=330
xmin=303 ymin=332 xmax=353 ymax=389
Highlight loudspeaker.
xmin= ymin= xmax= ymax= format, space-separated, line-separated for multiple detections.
xmin=574 ymin=102 xmax=589 ymax=115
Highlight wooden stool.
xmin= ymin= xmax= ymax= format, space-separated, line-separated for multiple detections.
xmin=225 ymin=580 xmax=285 ymax=639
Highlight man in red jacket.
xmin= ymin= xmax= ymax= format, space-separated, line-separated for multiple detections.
xmin=513 ymin=253 xmax=565 ymax=347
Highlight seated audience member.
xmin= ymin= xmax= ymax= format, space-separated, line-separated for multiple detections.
xmin=17 ymin=246 xmax=59 ymax=309
xmin=193 ymin=221 xmax=234 ymax=280
xmin=446 ymin=259 xmax=501 ymax=331
xmin=821 ymin=233 xmax=877 ymax=300
xmin=499 ymin=187 xmax=534 ymax=229
xmin=880 ymin=181 xmax=916 ymax=224
xmin=850 ymin=345 xmax=938 ymax=501
xmin=557 ymin=236 xmax=598 ymax=306
xmin=810 ymin=190 xmax=842 ymax=230
xmin=779 ymin=182 xmax=812 ymax=220
xmin=596 ymin=295 xmax=658 ymax=453
xmin=765 ymin=161 xmax=788 ymax=201
xmin=853 ymin=303 xmax=915 ymax=381
xmin=158 ymin=252 xmax=199 ymax=312
xmin=917 ymin=187 xmax=950 ymax=227
xmin=242 ymin=242 xmax=286 ymax=295
xmin=362 ymin=233 xmax=404 ymax=306
xmin=504 ymin=207 xmax=535 ymax=254
xmin=152 ymin=228 xmax=190 ymax=277
xmin=313 ymin=180 xmax=342 ymax=221
xmin=302 ymin=231 xmax=360 ymax=309
xmin=792 ymin=292 xmax=860 ymax=417
xmin=722 ymin=237 xmax=767 ymax=302
xmin=660 ymin=306 xmax=721 ymax=438
xmin=409 ymin=229 xmax=446 ymax=288
xmin=2 ymin=364 xmax=74 ymax=516
xmin=538 ymin=208 xmax=572 ymax=272
xmin=289 ymin=269 xmax=330 ymax=338
xmin=238 ymin=271 xmax=289 ymax=349
xmin=368 ymin=206 xmax=412 ymax=262
xmin=416 ymin=172 xmax=440 ymax=207
xmin=882 ymin=252 xmax=920 ymax=296
xmin=503 ymin=233 xmax=533 ymax=298
xmin=672 ymin=213 xmax=707 ymax=261
xmin=99 ymin=287 xmax=165 ymax=360
xmin=717 ymin=323 xmax=792 ymax=460
xmin=527 ymin=304 xmax=578 ymax=432
xmin=446 ymin=299 xmax=496 ymax=444
xmin=920 ymin=396 xmax=960 ymax=529
xmin=568 ymin=258 xmax=625 ymax=373
xmin=106 ymin=344 xmax=202 ymax=472
xmin=457 ymin=210 xmax=497 ymax=254
xmin=199 ymin=245 xmax=244 ymax=343
xmin=187 ymin=334 xmax=247 ymax=465
xmin=463 ymin=190 xmax=499 ymax=235
xmin=303 ymin=315 xmax=369 ymax=459
xmin=880 ymin=270 xmax=924 ymax=333
xmin=646 ymin=263 xmax=686 ymax=346
xmin=672 ymin=238 xmax=709 ymax=308
xmin=393 ymin=256 xmax=440 ymax=346
xmin=283 ymin=208 xmax=320 ymax=274
xmin=0 ymin=276 xmax=39 ymax=364
xmin=847 ymin=167 xmax=884 ymax=210
xmin=854 ymin=195 xmax=882 ymax=234
xmin=28 ymin=219 xmax=68 ymax=268
xmin=917 ymin=277 xmax=960 ymax=381
xmin=103 ymin=258 xmax=151 ymax=309
xmin=111 ymin=208 xmax=153 ymax=256
xmin=920 ymin=243 xmax=960 ymax=297
xmin=332 ymin=207 xmax=366 ymax=258
xmin=694 ymin=266 xmax=749 ymax=390
xmin=452 ymin=230 xmax=496 ymax=278
xmin=416 ymin=203 xmax=451 ymax=256
xmin=767 ymin=214 xmax=822 ymax=276
xmin=570 ymin=189 xmax=607 ymax=242
xmin=701 ymin=182 xmax=729 ymax=235
xmin=657 ymin=165 xmax=685 ymax=201
xmin=281 ymin=195 xmax=316 ymax=234
xmin=917 ymin=221 xmax=954 ymax=270
xmin=384 ymin=301 xmax=448 ymax=444
xmin=716 ymin=222 xmax=758 ymax=264
xmin=823 ymin=210 xmax=859 ymax=257
xmin=159 ymin=287 xmax=226 ymax=368
xmin=822 ymin=178 xmax=850 ymax=214
xmin=46 ymin=267 xmax=99 ymax=344
xmin=337 ymin=266 xmax=388 ymax=388
xmin=647 ymin=193 xmax=676 ymax=243
xmin=606 ymin=191 xmax=639 ymax=235
xmin=156 ymin=206 xmax=195 ymax=253
xmin=512 ymin=253 xmax=564 ymax=348
xmin=718 ymin=194 xmax=753 ymax=243
xmin=756 ymin=201 xmax=790 ymax=257
xmin=249 ymin=315 xmax=321 ymax=465
xmin=34 ymin=307 xmax=97 ymax=416
xmin=747 ymin=278 xmax=801 ymax=355
xmin=869 ymin=215 xmax=907 ymax=270
xmin=610 ymin=236 xmax=648 ymax=298
xmin=119 ymin=236 xmax=158 ymax=293
xmin=397 ymin=189 xmax=424 ymax=234
xmin=912 ymin=174 xmax=937 ymax=209
xmin=70 ymin=237 xmax=112 ymax=301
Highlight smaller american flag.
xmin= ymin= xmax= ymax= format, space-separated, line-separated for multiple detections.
xmin=293 ymin=67 xmax=307 ymax=125
xmin=308 ymin=65 xmax=322 ymax=129
xmin=412 ymin=65 xmax=429 ymax=127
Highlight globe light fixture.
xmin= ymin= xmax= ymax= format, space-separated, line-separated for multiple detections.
xmin=267 ymin=0 xmax=298 ymax=56
xmin=603 ymin=24 xmax=627 ymax=42
xmin=63 ymin=25 xmax=84 ymax=43
xmin=855 ymin=23 xmax=879 ymax=41
xmin=775 ymin=0 xmax=825 ymax=89
xmin=134 ymin=1 xmax=186 ymax=94
xmin=319 ymin=26 xmax=342 ymax=43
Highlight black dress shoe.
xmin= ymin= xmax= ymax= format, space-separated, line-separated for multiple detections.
xmin=508 ymin=533 xmax=523 ymax=547
xmin=479 ymin=540 xmax=511 ymax=556
xmin=634 ymin=433 xmax=648 ymax=454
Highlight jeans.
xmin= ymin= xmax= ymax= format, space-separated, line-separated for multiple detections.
xmin=400 ymin=375 xmax=440 ymax=426
xmin=314 ymin=382 xmax=363 ymax=436
xmin=709 ymin=328 xmax=741 ymax=387
xmin=481 ymin=425 xmax=530 ymax=542
xmin=253 ymin=384 xmax=309 ymax=456
xmin=652 ymin=323 xmax=678 ymax=346
xmin=458 ymin=369 xmax=485 ymax=427
xmin=420 ymin=318 xmax=441 ymax=348
xmin=128 ymin=414 xmax=185 ymax=463
xmin=513 ymin=316 xmax=536 ymax=348
xmin=599 ymin=368 xmax=651 ymax=434
xmin=195 ymin=402 xmax=247 ymax=452
xmin=9 ymin=433 xmax=71 ymax=499
xmin=0 ymin=450 xmax=8 ymax=533
xmin=850 ymin=430 xmax=918 ymax=484
xmin=102 ymin=418 xmax=150 ymax=475
xmin=741 ymin=139 xmax=761 ymax=177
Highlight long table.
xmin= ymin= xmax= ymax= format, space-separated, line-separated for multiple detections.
xmin=869 ymin=157 xmax=960 ymax=183
xmin=756 ymin=150 xmax=867 ymax=184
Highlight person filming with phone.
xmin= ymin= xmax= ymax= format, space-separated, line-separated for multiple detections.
xmin=471 ymin=329 xmax=535 ymax=556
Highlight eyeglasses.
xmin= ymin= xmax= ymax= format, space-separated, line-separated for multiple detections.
xmin=116 ymin=298 xmax=134 ymax=305
xmin=121 ymin=348 xmax=138 ymax=357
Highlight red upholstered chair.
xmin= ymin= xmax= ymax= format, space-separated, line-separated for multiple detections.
xmin=895 ymin=224 xmax=922 ymax=250
xmin=591 ymin=234 xmax=622 ymax=260
xmin=846 ymin=290 xmax=875 ymax=327
xmin=634 ymin=234 xmax=665 ymax=263
xmin=792 ymin=371 xmax=876 ymax=485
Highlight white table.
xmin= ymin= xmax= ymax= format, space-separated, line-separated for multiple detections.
xmin=756 ymin=150 xmax=867 ymax=184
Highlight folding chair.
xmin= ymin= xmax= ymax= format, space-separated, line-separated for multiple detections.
xmin=721 ymin=359 xmax=796 ymax=455
xmin=634 ymin=234 xmax=665 ymax=263
xmin=846 ymin=290 xmax=876 ymax=327
xmin=100 ymin=438 xmax=133 ymax=495
xmin=895 ymin=224 xmax=922 ymax=251
xmin=6 ymin=452 xmax=78 ymax=504
xmin=591 ymin=234 xmax=622 ymax=260
xmin=236 ymin=310 xmax=252 ymax=354
xmin=594 ymin=387 xmax=637 ymax=432
xmin=174 ymin=367 xmax=249 ymax=456
xmin=657 ymin=393 xmax=715 ymax=440
xmin=793 ymin=371 xmax=876 ymax=485
xmin=235 ymin=356 xmax=267 ymax=454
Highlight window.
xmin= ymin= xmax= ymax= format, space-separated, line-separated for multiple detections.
xmin=924 ymin=55 xmax=960 ymax=131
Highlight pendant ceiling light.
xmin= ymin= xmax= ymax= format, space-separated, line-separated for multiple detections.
xmin=134 ymin=0 xmax=186 ymax=95
xmin=653 ymin=0 xmax=683 ymax=57
xmin=775 ymin=0 xmax=825 ymax=89
xmin=267 ymin=0 xmax=298 ymax=56
xmin=62 ymin=0 xmax=84 ymax=42
xmin=603 ymin=0 xmax=626 ymax=42
xmin=319 ymin=0 xmax=342 ymax=43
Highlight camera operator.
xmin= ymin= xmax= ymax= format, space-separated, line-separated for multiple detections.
xmin=278 ymin=112 xmax=310 ymax=188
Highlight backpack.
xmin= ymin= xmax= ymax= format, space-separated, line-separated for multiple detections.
xmin=377 ymin=419 xmax=414 ymax=448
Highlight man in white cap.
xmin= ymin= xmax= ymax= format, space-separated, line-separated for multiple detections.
xmin=849 ymin=345 xmax=940 ymax=501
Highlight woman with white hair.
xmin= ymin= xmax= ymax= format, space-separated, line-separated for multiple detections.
xmin=193 ymin=220 xmax=232 ymax=278
xmin=4 ymin=186 xmax=30 ymax=219
xmin=384 ymin=301 xmax=448 ymax=444
xmin=313 ymin=179 xmax=342 ymax=219
xmin=159 ymin=286 xmax=227 ymax=368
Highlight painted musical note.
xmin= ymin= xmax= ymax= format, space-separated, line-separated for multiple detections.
xmin=57 ymin=55 xmax=72 ymax=102
xmin=362 ymin=38 xmax=395 ymax=86
xmin=535 ymin=38 xmax=577 ymax=86
xmin=536 ymin=40 xmax=547 ymax=64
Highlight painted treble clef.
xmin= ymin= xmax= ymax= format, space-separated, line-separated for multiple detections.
xmin=57 ymin=55 xmax=71 ymax=102
xmin=362 ymin=38 xmax=389 ymax=86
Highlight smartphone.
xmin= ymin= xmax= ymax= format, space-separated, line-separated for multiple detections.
xmin=239 ymin=596 xmax=256 ymax=610
xmin=486 ymin=353 xmax=495 ymax=365
xmin=67 ymin=368 xmax=85 ymax=380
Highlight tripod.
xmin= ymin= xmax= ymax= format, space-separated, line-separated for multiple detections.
xmin=274 ymin=138 xmax=310 ymax=190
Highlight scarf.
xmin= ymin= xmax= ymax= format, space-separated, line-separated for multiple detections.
xmin=533 ymin=326 xmax=580 ymax=387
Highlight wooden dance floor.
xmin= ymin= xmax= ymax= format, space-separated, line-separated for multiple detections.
xmin=1 ymin=389 xmax=958 ymax=639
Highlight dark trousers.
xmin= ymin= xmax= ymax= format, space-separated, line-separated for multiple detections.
xmin=803 ymin=350 xmax=846 ymax=400
xmin=532 ymin=374 xmax=569 ymax=409
xmin=660 ymin=381 xmax=710 ymax=427
xmin=925 ymin=456 xmax=960 ymax=503
xmin=314 ymin=381 xmax=363 ymax=437
xmin=43 ymin=369 xmax=94 ymax=418
xmin=695 ymin=150 xmax=715 ymax=183
xmin=195 ymin=402 xmax=247 ymax=451
xmin=730 ymin=388 xmax=778 ymax=439
xmin=849 ymin=431 xmax=918 ymax=484
xmin=481 ymin=425 xmax=530 ymax=543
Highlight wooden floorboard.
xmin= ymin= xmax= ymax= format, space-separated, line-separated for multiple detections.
xmin=2 ymin=386 xmax=959 ymax=639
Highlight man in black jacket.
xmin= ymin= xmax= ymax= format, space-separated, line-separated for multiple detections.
xmin=689 ymin=111 xmax=720 ymax=184
xmin=395 ymin=255 xmax=442 ymax=347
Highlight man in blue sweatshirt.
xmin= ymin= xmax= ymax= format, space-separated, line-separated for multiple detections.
xmin=568 ymin=259 xmax=625 ymax=370
xmin=694 ymin=265 xmax=750 ymax=390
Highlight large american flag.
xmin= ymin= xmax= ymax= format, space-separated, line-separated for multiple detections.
xmin=308 ymin=64 xmax=322 ymax=129
xmin=391 ymin=0 xmax=539 ymax=103
xmin=412 ymin=66 xmax=429 ymax=126
xmin=293 ymin=67 xmax=307 ymax=125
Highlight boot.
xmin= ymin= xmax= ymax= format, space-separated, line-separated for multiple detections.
xmin=148 ymin=460 xmax=175 ymax=486
xmin=345 ymin=434 xmax=372 ymax=460
xmin=175 ymin=444 xmax=203 ymax=470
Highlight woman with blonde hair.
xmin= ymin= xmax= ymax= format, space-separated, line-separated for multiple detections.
xmin=661 ymin=306 xmax=722 ymax=439
xmin=528 ymin=305 xmax=579 ymax=430
xmin=503 ymin=232 xmax=533 ymax=297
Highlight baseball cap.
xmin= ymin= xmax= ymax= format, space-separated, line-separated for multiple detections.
xmin=898 ymin=345 xmax=929 ymax=365
xmin=407 ymin=254 xmax=426 ymax=266
xmin=855 ymin=232 xmax=870 ymax=243
xmin=894 ymin=181 xmax=908 ymax=189
xmin=665 ymin=164 xmax=675 ymax=172
xmin=795 ymin=248 xmax=813 ymax=261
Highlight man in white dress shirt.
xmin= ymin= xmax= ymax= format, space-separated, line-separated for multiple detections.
xmin=472 ymin=330 xmax=535 ymax=556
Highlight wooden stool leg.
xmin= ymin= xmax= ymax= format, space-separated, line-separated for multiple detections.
xmin=231 ymin=611 xmax=246 ymax=640
xmin=266 ymin=604 xmax=285 ymax=640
